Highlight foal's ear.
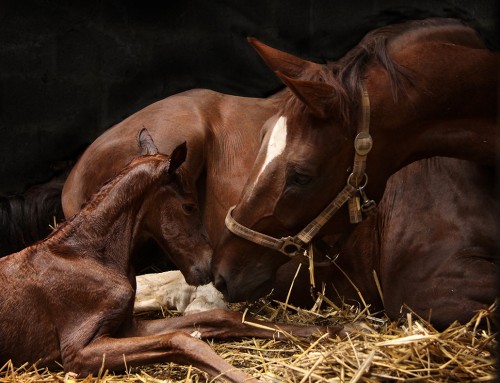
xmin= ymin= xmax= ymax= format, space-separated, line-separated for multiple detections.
xmin=167 ymin=142 xmax=187 ymax=175
xmin=276 ymin=71 xmax=337 ymax=120
xmin=138 ymin=128 xmax=159 ymax=155
xmin=247 ymin=37 xmax=323 ymax=78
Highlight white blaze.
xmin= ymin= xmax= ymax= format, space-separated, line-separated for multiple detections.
xmin=244 ymin=116 xmax=288 ymax=200
xmin=256 ymin=116 xmax=287 ymax=181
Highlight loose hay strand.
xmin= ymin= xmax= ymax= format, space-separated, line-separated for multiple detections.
xmin=284 ymin=262 xmax=303 ymax=316
xmin=307 ymin=243 xmax=316 ymax=289
xmin=372 ymin=270 xmax=384 ymax=307
xmin=349 ymin=350 xmax=376 ymax=383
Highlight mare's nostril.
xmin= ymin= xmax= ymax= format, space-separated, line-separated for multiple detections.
xmin=213 ymin=273 xmax=228 ymax=297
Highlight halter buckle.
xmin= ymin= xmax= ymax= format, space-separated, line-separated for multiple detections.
xmin=354 ymin=132 xmax=373 ymax=155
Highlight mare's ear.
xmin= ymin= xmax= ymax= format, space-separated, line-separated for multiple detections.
xmin=247 ymin=37 xmax=322 ymax=78
xmin=138 ymin=128 xmax=159 ymax=155
xmin=276 ymin=71 xmax=337 ymax=120
xmin=249 ymin=38 xmax=337 ymax=120
xmin=168 ymin=142 xmax=187 ymax=174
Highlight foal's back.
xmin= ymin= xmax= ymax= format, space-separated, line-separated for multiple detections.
xmin=0 ymin=243 xmax=131 ymax=368
xmin=0 ymin=245 xmax=63 ymax=366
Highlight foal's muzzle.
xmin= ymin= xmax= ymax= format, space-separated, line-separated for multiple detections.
xmin=184 ymin=247 xmax=212 ymax=286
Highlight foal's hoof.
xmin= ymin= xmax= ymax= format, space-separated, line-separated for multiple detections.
xmin=64 ymin=372 xmax=79 ymax=383
xmin=327 ymin=325 xmax=348 ymax=339
xmin=342 ymin=321 xmax=373 ymax=336
xmin=287 ymin=324 xmax=345 ymax=340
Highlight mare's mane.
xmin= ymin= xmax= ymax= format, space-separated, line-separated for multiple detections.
xmin=281 ymin=18 xmax=470 ymax=130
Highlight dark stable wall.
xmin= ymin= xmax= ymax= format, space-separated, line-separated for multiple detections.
xmin=0 ymin=0 xmax=498 ymax=256
xmin=0 ymin=1 xmax=498 ymax=196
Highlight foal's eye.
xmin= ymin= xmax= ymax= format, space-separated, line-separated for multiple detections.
xmin=182 ymin=203 xmax=196 ymax=214
xmin=292 ymin=173 xmax=312 ymax=186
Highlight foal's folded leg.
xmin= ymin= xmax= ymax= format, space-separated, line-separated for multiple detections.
xmin=129 ymin=308 xmax=345 ymax=339
xmin=63 ymin=332 xmax=258 ymax=383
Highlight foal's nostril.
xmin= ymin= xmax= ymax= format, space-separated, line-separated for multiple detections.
xmin=187 ymin=248 xmax=213 ymax=285
xmin=185 ymin=262 xmax=210 ymax=285
xmin=192 ymin=266 xmax=211 ymax=285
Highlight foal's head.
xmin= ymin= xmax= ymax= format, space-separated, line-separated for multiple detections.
xmin=130 ymin=129 xmax=212 ymax=285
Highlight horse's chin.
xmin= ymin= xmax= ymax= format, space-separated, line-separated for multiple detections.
xmin=222 ymin=278 xmax=275 ymax=304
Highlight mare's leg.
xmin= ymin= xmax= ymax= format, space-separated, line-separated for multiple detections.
xmin=64 ymin=332 xmax=258 ymax=383
xmin=379 ymin=158 xmax=497 ymax=328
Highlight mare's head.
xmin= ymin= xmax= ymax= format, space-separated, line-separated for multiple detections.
xmin=132 ymin=129 xmax=212 ymax=285
xmin=214 ymin=19 xmax=495 ymax=302
xmin=212 ymin=35 xmax=406 ymax=302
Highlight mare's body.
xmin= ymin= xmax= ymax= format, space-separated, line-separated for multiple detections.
xmin=62 ymin=19 xmax=498 ymax=327
xmin=211 ymin=18 xmax=499 ymax=326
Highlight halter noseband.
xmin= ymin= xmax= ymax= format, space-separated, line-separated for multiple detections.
xmin=225 ymin=82 xmax=376 ymax=261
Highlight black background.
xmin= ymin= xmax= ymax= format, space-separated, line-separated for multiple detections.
xmin=1 ymin=0 xmax=498 ymax=195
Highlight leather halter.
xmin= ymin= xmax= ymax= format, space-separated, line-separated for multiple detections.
xmin=225 ymin=82 xmax=376 ymax=262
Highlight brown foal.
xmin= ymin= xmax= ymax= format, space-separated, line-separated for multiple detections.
xmin=0 ymin=129 xmax=342 ymax=382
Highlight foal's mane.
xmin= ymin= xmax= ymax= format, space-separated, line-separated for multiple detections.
xmin=41 ymin=155 xmax=171 ymax=249
xmin=282 ymin=18 xmax=470 ymax=130
xmin=81 ymin=155 xmax=167 ymax=213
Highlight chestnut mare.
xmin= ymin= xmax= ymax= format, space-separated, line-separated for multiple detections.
xmin=213 ymin=19 xmax=499 ymax=327
xmin=62 ymin=19 xmax=498 ymax=328
xmin=1 ymin=129 xmax=337 ymax=382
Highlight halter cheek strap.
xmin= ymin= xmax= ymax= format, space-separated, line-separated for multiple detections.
xmin=225 ymin=181 xmax=357 ymax=259
xmin=348 ymin=81 xmax=376 ymax=223
xmin=224 ymin=82 xmax=377 ymax=261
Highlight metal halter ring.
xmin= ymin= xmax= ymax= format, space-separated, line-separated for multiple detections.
xmin=279 ymin=236 xmax=306 ymax=256
xmin=347 ymin=172 xmax=368 ymax=189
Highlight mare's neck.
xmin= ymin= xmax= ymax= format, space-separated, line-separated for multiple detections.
xmin=364 ymin=44 xmax=498 ymax=200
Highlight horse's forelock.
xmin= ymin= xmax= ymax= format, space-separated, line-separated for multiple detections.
xmin=279 ymin=66 xmax=353 ymax=131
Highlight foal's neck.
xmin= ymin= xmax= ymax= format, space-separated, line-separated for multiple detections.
xmin=50 ymin=163 xmax=156 ymax=274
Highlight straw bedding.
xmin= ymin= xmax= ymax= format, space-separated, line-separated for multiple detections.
xmin=1 ymin=297 xmax=496 ymax=383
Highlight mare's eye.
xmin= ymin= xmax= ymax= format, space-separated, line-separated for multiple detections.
xmin=293 ymin=173 xmax=312 ymax=186
xmin=182 ymin=203 xmax=196 ymax=214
